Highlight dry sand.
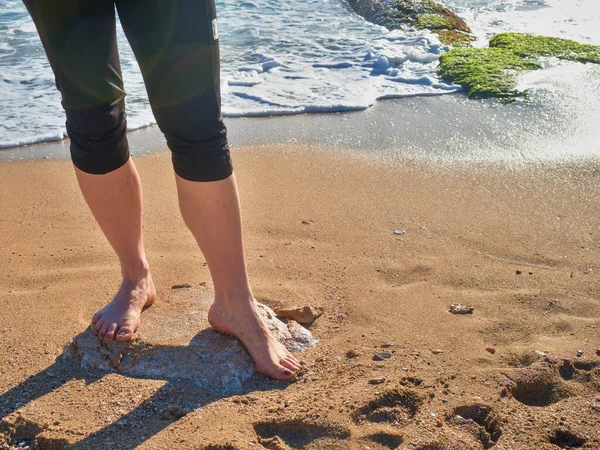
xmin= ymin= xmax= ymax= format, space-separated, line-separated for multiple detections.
xmin=1 ymin=144 xmax=600 ymax=449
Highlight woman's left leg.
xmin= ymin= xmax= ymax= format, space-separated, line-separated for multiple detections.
xmin=116 ymin=0 xmax=302 ymax=379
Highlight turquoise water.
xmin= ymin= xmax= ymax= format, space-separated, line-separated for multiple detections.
xmin=0 ymin=0 xmax=599 ymax=148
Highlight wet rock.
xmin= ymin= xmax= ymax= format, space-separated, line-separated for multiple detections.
xmin=369 ymin=377 xmax=386 ymax=385
xmin=347 ymin=0 xmax=474 ymax=45
xmin=450 ymin=304 xmax=474 ymax=315
xmin=373 ymin=352 xmax=392 ymax=361
xmin=62 ymin=295 xmax=318 ymax=395
xmin=275 ymin=304 xmax=324 ymax=324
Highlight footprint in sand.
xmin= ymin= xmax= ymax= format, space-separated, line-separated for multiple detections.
xmin=353 ymin=388 xmax=423 ymax=425
xmin=448 ymin=403 xmax=502 ymax=449
xmin=364 ymin=431 xmax=404 ymax=449
xmin=501 ymin=358 xmax=600 ymax=407
xmin=548 ymin=429 xmax=587 ymax=448
xmin=253 ymin=419 xmax=351 ymax=449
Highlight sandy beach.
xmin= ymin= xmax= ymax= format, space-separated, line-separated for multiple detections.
xmin=1 ymin=109 xmax=600 ymax=450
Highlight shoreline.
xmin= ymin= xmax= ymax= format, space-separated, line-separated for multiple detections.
xmin=2 ymin=60 xmax=600 ymax=167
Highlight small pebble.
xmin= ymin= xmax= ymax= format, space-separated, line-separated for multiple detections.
xmin=577 ymin=349 xmax=584 ymax=357
xmin=346 ymin=349 xmax=360 ymax=359
xmin=596 ymin=348 xmax=600 ymax=356
xmin=486 ymin=347 xmax=496 ymax=354
xmin=450 ymin=303 xmax=475 ymax=315
xmin=160 ymin=407 xmax=188 ymax=420
xmin=535 ymin=350 xmax=548 ymax=357
xmin=516 ymin=269 xmax=522 ymax=275
xmin=381 ymin=343 xmax=394 ymax=348
xmin=393 ymin=228 xmax=405 ymax=235
xmin=431 ymin=349 xmax=443 ymax=355
xmin=454 ymin=415 xmax=465 ymax=425
xmin=171 ymin=283 xmax=192 ymax=290
xmin=368 ymin=377 xmax=386 ymax=385
xmin=373 ymin=352 xmax=392 ymax=361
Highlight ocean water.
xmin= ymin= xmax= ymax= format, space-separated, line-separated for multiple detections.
xmin=0 ymin=0 xmax=599 ymax=149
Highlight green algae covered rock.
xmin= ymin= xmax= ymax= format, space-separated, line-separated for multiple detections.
xmin=439 ymin=33 xmax=600 ymax=99
xmin=388 ymin=0 xmax=474 ymax=46
xmin=489 ymin=32 xmax=600 ymax=64
xmin=347 ymin=0 xmax=475 ymax=46
xmin=439 ymin=47 xmax=541 ymax=99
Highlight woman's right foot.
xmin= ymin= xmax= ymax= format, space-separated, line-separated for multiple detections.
xmin=91 ymin=270 xmax=157 ymax=342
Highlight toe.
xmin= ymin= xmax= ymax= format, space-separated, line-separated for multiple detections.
xmin=92 ymin=312 xmax=101 ymax=324
xmin=93 ymin=319 xmax=105 ymax=334
xmin=261 ymin=362 xmax=295 ymax=380
xmin=98 ymin=321 xmax=111 ymax=340
xmin=284 ymin=356 xmax=302 ymax=370
xmin=116 ymin=326 xmax=134 ymax=341
xmin=286 ymin=352 xmax=301 ymax=365
xmin=280 ymin=358 xmax=300 ymax=372
xmin=104 ymin=323 xmax=118 ymax=342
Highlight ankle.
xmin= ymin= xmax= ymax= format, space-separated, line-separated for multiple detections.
xmin=121 ymin=259 xmax=151 ymax=283
xmin=214 ymin=287 xmax=254 ymax=306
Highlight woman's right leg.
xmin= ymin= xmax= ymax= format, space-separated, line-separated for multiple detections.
xmin=23 ymin=0 xmax=155 ymax=342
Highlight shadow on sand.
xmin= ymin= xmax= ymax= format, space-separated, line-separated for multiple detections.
xmin=0 ymin=327 xmax=295 ymax=449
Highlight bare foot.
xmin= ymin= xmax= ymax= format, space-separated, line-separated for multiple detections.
xmin=208 ymin=295 xmax=303 ymax=380
xmin=91 ymin=271 xmax=157 ymax=342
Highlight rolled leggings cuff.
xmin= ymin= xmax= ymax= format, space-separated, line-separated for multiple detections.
xmin=171 ymin=137 xmax=233 ymax=182
xmin=66 ymin=103 xmax=130 ymax=175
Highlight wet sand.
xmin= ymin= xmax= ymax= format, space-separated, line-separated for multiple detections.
xmin=1 ymin=139 xmax=600 ymax=449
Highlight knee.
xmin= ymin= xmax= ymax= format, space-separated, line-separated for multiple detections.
xmin=66 ymin=101 xmax=130 ymax=174
xmin=156 ymin=104 xmax=233 ymax=182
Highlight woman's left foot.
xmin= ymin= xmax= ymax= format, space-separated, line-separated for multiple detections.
xmin=208 ymin=295 xmax=303 ymax=380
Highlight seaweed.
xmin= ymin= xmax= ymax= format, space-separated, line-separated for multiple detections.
xmin=489 ymin=32 xmax=600 ymax=64
xmin=438 ymin=47 xmax=541 ymax=99
xmin=439 ymin=33 xmax=600 ymax=99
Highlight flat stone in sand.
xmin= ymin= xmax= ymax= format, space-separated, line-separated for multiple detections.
xmin=62 ymin=287 xmax=318 ymax=394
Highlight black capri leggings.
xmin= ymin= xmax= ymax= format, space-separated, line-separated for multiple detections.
xmin=23 ymin=0 xmax=232 ymax=182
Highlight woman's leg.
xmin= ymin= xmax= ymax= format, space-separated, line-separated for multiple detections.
xmin=117 ymin=0 xmax=301 ymax=378
xmin=176 ymin=174 xmax=302 ymax=380
xmin=23 ymin=0 xmax=155 ymax=342
xmin=78 ymin=161 xmax=156 ymax=342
